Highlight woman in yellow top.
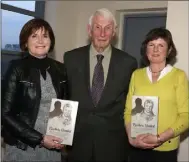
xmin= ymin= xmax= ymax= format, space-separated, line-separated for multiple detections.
xmin=124 ymin=28 xmax=189 ymax=162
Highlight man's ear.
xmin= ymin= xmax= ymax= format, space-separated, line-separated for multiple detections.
xmin=112 ymin=25 xmax=117 ymax=37
xmin=87 ymin=24 xmax=92 ymax=37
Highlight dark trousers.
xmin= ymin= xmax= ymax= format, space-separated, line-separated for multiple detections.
xmin=62 ymin=152 xmax=128 ymax=162
xmin=62 ymin=144 xmax=129 ymax=162
xmin=128 ymin=146 xmax=178 ymax=162
xmin=63 ymin=155 xmax=127 ymax=162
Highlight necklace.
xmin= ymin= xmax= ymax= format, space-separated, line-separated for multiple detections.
xmin=149 ymin=67 xmax=164 ymax=73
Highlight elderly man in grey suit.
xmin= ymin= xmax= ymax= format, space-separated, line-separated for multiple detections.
xmin=63 ymin=8 xmax=137 ymax=162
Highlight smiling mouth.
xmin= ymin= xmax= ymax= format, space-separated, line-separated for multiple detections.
xmin=36 ymin=46 xmax=45 ymax=48
xmin=152 ymin=54 xmax=160 ymax=57
xmin=98 ymin=39 xmax=107 ymax=41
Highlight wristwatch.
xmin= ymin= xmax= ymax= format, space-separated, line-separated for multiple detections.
xmin=157 ymin=134 xmax=163 ymax=144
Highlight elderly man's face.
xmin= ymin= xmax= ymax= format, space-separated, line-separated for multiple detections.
xmin=88 ymin=14 xmax=116 ymax=52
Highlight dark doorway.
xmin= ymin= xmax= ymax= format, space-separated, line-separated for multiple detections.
xmin=122 ymin=13 xmax=167 ymax=67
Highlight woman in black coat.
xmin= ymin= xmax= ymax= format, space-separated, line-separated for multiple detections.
xmin=2 ymin=18 xmax=68 ymax=161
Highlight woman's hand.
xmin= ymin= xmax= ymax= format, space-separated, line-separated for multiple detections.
xmin=42 ymin=135 xmax=64 ymax=150
xmin=142 ymin=134 xmax=161 ymax=146
xmin=126 ymin=123 xmax=158 ymax=149
xmin=129 ymin=134 xmax=158 ymax=149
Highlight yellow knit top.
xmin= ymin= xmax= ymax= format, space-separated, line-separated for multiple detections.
xmin=124 ymin=67 xmax=189 ymax=151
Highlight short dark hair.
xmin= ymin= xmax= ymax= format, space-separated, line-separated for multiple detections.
xmin=140 ymin=27 xmax=177 ymax=66
xmin=19 ymin=18 xmax=55 ymax=52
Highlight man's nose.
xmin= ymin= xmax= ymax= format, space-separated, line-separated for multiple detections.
xmin=100 ymin=29 xmax=105 ymax=37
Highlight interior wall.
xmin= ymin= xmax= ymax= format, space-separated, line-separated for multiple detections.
xmin=166 ymin=1 xmax=189 ymax=162
xmin=45 ymin=1 xmax=80 ymax=61
xmin=166 ymin=1 xmax=189 ymax=76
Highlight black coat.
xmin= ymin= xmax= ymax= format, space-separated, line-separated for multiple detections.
xmin=1 ymin=55 xmax=68 ymax=150
xmin=64 ymin=45 xmax=138 ymax=161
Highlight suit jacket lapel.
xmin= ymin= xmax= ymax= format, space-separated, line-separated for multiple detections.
xmin=83 ymin=45 xmax=95 ymax=106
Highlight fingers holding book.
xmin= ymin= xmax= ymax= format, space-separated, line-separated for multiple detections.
xmin=129 ymin=134 xmax=157 ymax=149
xmin=41 ymin=135 xmax=64 ymax=150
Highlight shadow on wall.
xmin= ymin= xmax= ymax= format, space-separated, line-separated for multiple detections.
xmin=48 ymin=51 xmax=55 ymax=59
xmin=180 ymin=130 xmax=189 ymax=143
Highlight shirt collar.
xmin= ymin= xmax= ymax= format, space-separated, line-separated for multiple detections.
xmin=90 ymin=44 xmax=112 ymax=59
xmin=146 ymin=64 xmax=173 ymax=82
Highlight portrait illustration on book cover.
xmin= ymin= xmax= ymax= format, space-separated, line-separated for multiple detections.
xmin=49 ymin=100 xmax=63 ymax=119
xmin=46 ymin=98 xmax=78 ymax=145
xmin=62 ymin=103 xmax=72 ymax=126
xmin=131 ymin=96 xmax=159 ymax=138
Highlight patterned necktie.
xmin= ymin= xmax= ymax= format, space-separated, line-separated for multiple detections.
xmin=91 ymin=54 xmax=104 ymax=106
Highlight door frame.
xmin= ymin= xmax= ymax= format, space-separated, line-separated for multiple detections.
xmin=114 ymin=8 xmax=167 ymax=49
xmin=122 ymin=12 xmax=167 ymax=52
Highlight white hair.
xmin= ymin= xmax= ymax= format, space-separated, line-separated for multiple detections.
xmin=88 ymin=8 xmax=117 ymax=28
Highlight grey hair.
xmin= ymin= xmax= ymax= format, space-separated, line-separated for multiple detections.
xmin=88 ymin=8 xmax=117 ymax=28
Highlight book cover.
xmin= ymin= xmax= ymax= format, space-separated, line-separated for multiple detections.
xmin=46 ymin=98 xmax=79 ymax=145
xmin=131 ymin=96 xmax=159 ymax=138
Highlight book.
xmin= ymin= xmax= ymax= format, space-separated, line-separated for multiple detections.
xmin=46 ymin=98 xmax=79 ymax=145
xmin=131 ymin=95 xmax=159 ymax=138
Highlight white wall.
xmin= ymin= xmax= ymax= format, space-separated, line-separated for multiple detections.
xmin=45 ymin=1 xmax=168 ymax=61
xmin=166 ymin=1 xmax=189 ymax=76
xmin=45 ymin=1 xmax=80 ymax=61
xmin=166 ymin=1 xmax=189 ymax=162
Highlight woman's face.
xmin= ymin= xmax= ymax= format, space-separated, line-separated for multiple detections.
xmin=26 ymin=27 xmax=51 ymax=57
xmin=146 ymin=38 xmax=169 ymax=64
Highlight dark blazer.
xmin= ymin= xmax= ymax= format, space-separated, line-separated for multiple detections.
xmin=64 ymin=45 xmax=137 ymax=161
xmin=2 ymin=55 xmax=68 ymax=150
